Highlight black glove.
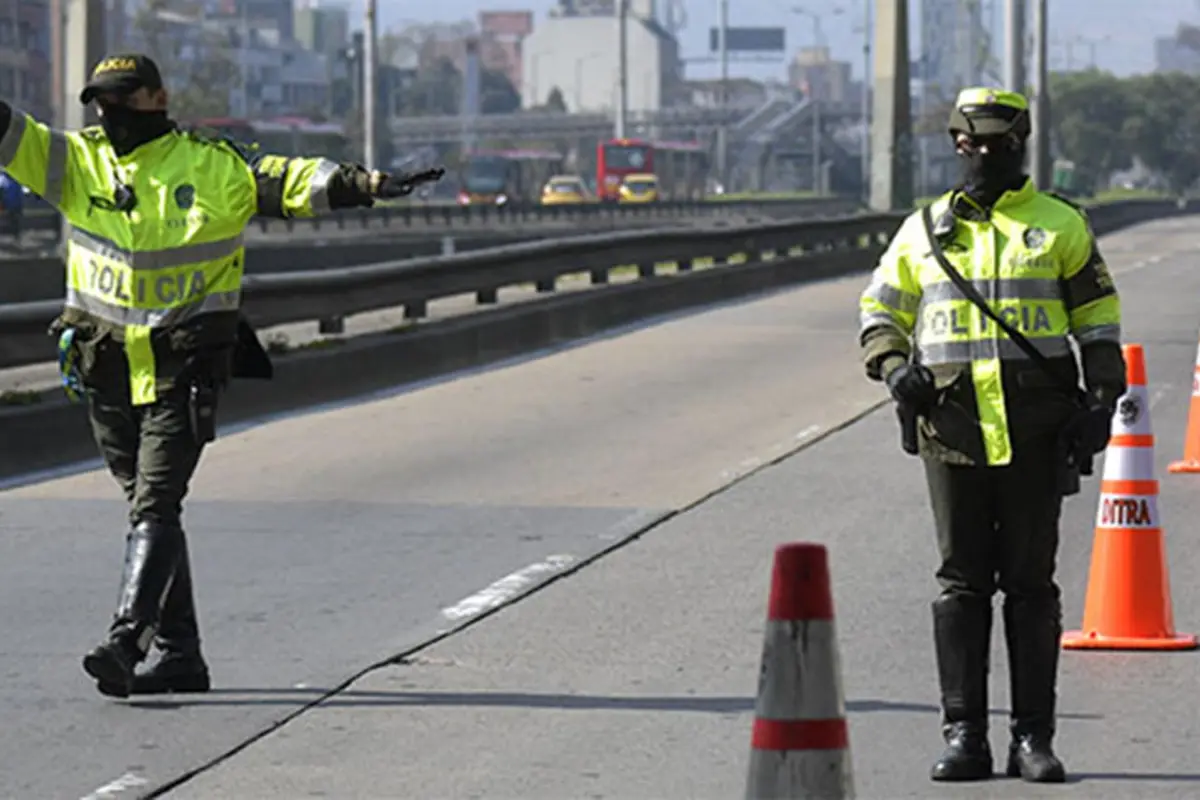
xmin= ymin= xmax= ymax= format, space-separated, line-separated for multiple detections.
xmin=885 ymin=362 xmax=938 ymax=409
xmin=1073 ymin=401 xmax=1114 ymax=456
xmin=369 ymin=167 xmax=446 ymax=199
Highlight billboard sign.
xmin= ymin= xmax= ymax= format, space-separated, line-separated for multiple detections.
xmin=481 ymin=11 xmax=534 ymax=39
xmin=709 ymin=26 xmax=786 ymax=53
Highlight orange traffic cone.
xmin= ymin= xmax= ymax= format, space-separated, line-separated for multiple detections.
xmin=1063 ymin=344 xmax=1198 ymax=651
xmin=745 ymin=543 xmax=855 ymax=799
xmin=1168 ymin=333 xmax=1200 ymax=473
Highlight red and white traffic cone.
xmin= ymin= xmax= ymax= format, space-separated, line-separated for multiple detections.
xmin=745 ymin=543 xmax=855 ymax=799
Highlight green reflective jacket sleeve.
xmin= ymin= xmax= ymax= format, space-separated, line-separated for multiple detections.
xmin=248 ymin=153 xmax=373 ymax=219
xmin=859 ymin=213 xmax=924 ymax=380
xmin=1055 ymin=207 xmax=1126 ymax=402
xmin=0 ymin=104 xmax=88 ymax=213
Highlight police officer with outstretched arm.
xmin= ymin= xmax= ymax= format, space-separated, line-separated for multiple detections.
xmin=0 ymin=53 xmax=444 ymax=698
xmin=858 ymin=88 xmax=1126 ymax=783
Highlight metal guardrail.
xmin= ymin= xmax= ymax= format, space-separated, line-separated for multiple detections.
xmin=15 ymin=196 xmax=863 ymax=240
xmin=0 ymin=197 xmax=1189 ymax=372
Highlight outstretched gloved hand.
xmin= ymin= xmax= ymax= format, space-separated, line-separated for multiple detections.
xmin=368 ymin=167 xmax=446 ymax=199
xmin=885 ymin=362 xmax=938 ymax=409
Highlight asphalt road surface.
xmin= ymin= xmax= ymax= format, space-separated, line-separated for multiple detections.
xmin=2 ymin=217 xmax=1200 ymax=799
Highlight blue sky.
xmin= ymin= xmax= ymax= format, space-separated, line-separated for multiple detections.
xmin=344 ymin=0 xmax=1200 ymax=81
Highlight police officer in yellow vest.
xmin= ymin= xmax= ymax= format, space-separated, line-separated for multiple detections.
xmin=859 ymin=88 xmax=1126 ymax=783
xmin=0 ymin=54 xmax=443 ymax=699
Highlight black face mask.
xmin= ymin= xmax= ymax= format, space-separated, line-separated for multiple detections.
xmin=99 ymin=103 xmax=174 ymax=156
xmin=959 ymin=141 xmax=1026 ymax=206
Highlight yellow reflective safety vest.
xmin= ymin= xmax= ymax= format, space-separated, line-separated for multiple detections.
xmin=859 ymin=180 xmax=1122 ymax=466
xmin=0 ymin=110 xmax=341 ymax=405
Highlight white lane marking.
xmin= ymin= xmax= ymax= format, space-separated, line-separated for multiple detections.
xmin=719 ymin=424 xmax=824 ymax=482
xmin=441 ymin=555 xmax=577 ymax=622
xmin=795 ymin=424 xmax=822 ymax=442
xmin=1150 ymin=385 xmax=1171 ymax=409
xmin=80 ymin=772 xmax=148 ymax=800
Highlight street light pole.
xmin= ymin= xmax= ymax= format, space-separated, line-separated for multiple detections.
xmin=716 ymin=0 xmax=729 ymax=189
xmin=1030 ymin=0 xmax=1050 ymax=188
xmin=616 ymin=0 xmax=628 ymax=139
xmin=1004 ymin=0 xmax=1025 ymax=93
xmin=363 ymin=0 xmax=377 ymax=169
xmin=860 ymin=0 xmax=871 ymax=203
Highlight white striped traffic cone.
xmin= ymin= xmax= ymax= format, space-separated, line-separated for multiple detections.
xmin=745 ymin=543 xmax=855 ymax=799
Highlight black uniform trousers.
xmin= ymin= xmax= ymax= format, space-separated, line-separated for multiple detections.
xmin=922 ymin=431 xmax=1064 ymax=740
xmin=82 ymin=338 xmax=209 ymax=657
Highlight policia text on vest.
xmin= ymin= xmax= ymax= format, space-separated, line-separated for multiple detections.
xmin=0 ymin=50 xmax=444 ymax=700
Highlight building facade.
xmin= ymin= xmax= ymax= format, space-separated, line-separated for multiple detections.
xmin=918 ymin=0 xmax=985 ymax=103
xmin=294 ymin=0 xmax=349 ymax=62
xmin=788 ymin=46 xmax=855 ymax=109
xmin=521 ymin=13 xmax=681 ymax=113
xmin=0 ymin=0 xmax=51 ymax=122
xmin=123 ymin=6 xmax=331 ymax=119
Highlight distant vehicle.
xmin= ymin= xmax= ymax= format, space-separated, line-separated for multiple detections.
xmin=458 ymin=149 xmax=566 ymax=206
xmin=594 ymin=137 xmax=708 ymax=202
xmin=617 ymin=172 xmax=660 ymax=204
xmin=540 ymin=174 xmax=591 ymax=205
xmin=186 ymin=116 xmax=352 ymax=162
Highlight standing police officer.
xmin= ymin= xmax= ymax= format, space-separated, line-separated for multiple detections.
xmin=0 ymin=54 xmax=442 ymax=698
xmin=858 ymin=88 xmax=1126 ymax=783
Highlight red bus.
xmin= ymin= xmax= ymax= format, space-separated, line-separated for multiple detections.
xmin=186 ymin=117 xmax=353 ymax=161
xmin=457 ymin=148 xmax=566 ymax=206
xmin=595 ymin=137 xmax=710 ymax=202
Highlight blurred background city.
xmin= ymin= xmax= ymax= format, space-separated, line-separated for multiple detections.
xmin=7 ymin=0 xmax=1200 ymax=210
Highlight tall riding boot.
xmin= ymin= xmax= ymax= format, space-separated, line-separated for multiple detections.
xmin=1004 ymin=594 xmax=1067 ymax=783
xmin=131 ymin=532 xmax=211 ymax=695
xmin=83 ymin=521 xmax=183 ymax=698
xmin=930 ymin=592 xmax=994 ymax=782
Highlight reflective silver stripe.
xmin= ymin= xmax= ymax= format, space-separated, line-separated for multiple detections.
xmin=918 ymin=336 xmax=1073 ymax=364
xmin=64 ymin=288 xmax=241 ymax=328
xmin=308 ymin=158 xmax=339 ymax=213
xmin=44 ymin=129 xmax=68 ymax=205
xmin=920 ymin=277 xmax=1062 ymax=305
xmin=863 ymin=280 xmax=920 ymax=314
xmin=1073 ymin=323 xmax=1121 ymax=345
xmin=859 ymin=311 xmax=904 ymax=333
xmin=0 ymin=110 xmax=26 ymax=165
xmin=69 ymin=226 xmax=245 ymax=270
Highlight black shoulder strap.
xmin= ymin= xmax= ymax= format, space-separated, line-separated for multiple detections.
xmin=920 ymin=204 xmax=1087 ymax=404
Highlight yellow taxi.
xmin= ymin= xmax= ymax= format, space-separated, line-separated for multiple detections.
xmin=540 ymin=174 xmax=590 ymax=205
xmin=617 ymin=172 xmax=660 ymax=203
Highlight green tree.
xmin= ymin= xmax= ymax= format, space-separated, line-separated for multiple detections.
xmin=134 ymin=0 xmax=240 ymax=121
xmin=1047 ymin=69 xmax=1134 ymax=190
xmin=1123 ymin=72 xmax=1200 ymax=193
xmin=544 ymin=86 xmax=568 ymax=113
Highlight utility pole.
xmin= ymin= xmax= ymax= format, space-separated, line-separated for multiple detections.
xmin=1029 ymin=0 xmax=1050 ymax=187
xmin=869 ymin=0 xmax=912 ymax=211
xmin=716 ymin=0 xmax=729 ymax=190
xmin=860 ymin=0 xmax=871 ymax=203
xmin=363 ymin=0 xmax=377 ymax=169
xmin=615 ymin=0 xmax=628 ymax=139
xmin=1004 ymin=0 xmax=1025 ymax=93
xmin=804 ymin=13 xmax=823 ymax=194
xmin=50 ymin=0 xmax=63 ymax=127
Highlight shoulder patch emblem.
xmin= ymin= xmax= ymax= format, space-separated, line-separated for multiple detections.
xmin=1022 ymin=227 xmax=1046 ymax=249
xmin=174 ymin=184 xmax=195 ymax=210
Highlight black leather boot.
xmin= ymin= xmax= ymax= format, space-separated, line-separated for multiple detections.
xmin=1004 ymin=594 xmax=1067 ymax=783
xmin=130 ymin=533 xmax=211 ymax=695
xmin=930 ymin=592 xmax=995 ymax=782
xmin=84 ymin=521 xmax=183 ymax=698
